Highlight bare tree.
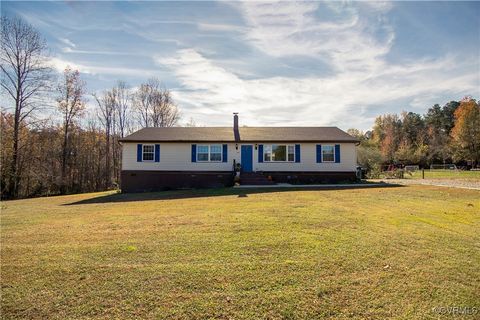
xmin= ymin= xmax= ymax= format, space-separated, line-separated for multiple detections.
xmin=151 ymin=86 xmax=180 ymax=127
xmin=94 ymin=89 xmax=116 ymax=190
xmin=133 ymin=82 xmax=151 ymax=128
xmin=111 ymin=81 xmax=132 ymax=183
xmin=1 ymin=15 xmax=52 ymax=198
xmin=184 ymin=117 xmax=197 ymax=127
xmin=56 ymin=67 xmax=86 ymax=193
xmin=113 ymin=81 xmax=131 ymax=138
xmin=133 ymin=78 xmax=180 ymax=128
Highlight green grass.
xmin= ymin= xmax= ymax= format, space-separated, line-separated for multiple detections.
xmin=405 ymin=169 xmax=480 ymax=180
xmin=1 ymin=186 xmax=479 ymax=319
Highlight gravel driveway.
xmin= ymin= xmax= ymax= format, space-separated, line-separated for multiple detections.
xmin=368 ymin=178 xmax=480 ymax=190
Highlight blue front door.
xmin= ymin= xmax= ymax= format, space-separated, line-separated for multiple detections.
xmin=241 ymin=145 xmax=253 ymax=172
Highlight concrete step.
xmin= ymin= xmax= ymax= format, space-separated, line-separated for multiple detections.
xmin=240 ymin=180 xmax=275 ymax=185
xmin=240 ymin=172 xmax=275 ymax=185
xmin=241 ymin=180 xmax=274 ymax=184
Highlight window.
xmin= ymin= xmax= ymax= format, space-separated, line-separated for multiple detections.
xmin=142 ymin=144 xmax=154 ymax=161
xmin=264 ymin=144 xmax=295 ymax=162
xmin=288 ymin=145 xmax=295 ymax=161
xmin=264 ymin=145 xmax=272 ymax=161
xmin=322 ymin=145 xmax=335 ymax=162
xmin=209 ymin=145 xmax=222 ymax=161
xmin=197 ymin=145 xmax=209 ymax=161
xmin=197 ymin=144 xmax=222 ymax=162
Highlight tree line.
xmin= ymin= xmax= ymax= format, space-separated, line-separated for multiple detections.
xmin=349 ymin=97 xmax=480 ymax=175
xmin=1 ymin=16 xmax=180 ymax=199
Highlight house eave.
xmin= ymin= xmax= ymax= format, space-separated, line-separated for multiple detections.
xmin=119 ymin=139 xmax=360 ymax=143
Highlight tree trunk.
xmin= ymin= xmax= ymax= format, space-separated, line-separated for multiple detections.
xmin=7 ymin=96 xmax=21 ymax=199
xmin=112 ymin=136 xmax=118 ymax=187
xmin=60 ymin=124 xmax=69 ymax=194
xmin=105 ymin=130 xmax=110 ymax=190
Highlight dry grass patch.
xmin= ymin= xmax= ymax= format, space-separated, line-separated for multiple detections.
xmin=1 ymin=186 xmax=479 ymax=319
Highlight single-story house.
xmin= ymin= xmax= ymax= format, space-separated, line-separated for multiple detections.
xmin=119 ymin=114 xmax=359 ymax=192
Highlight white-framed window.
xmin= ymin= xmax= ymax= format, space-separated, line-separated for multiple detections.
xmin=209 ymin=145 xmax=222 ymax=161
xmin=287 ymin=145 xmax=295 ymax=161
xmin=197 ymin=144 xmax=222 ymax=162
xmin=264 ymin=144 xmax=295 ymax=162
xmin=322 ymin=145 xmax=335 ymax=162
xmin=197 ymin=145 xmax=209 ymax=161
xmin=142 ymin=144 xmax=155 ymax=161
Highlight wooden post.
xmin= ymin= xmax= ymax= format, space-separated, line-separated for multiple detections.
xmin=422 ymin=169 xmax=425 ymax=179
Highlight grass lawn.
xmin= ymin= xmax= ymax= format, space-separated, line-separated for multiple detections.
xmin=405 ymin=169 xmax=480 ymax=180
xmin=1 ymin=186 xmax=479 ymax=319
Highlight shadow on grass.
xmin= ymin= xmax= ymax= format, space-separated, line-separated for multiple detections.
xmin=64 ymin=183 xmax=402 ymax=205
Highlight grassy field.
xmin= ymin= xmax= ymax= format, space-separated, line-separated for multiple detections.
xmin=1 ymin=186 xmax=479 ymax=319
xmin=405 ymin=169 xmax=480 ymax=180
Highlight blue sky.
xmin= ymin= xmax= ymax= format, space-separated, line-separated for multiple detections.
xmin=3 ymin=1 xmax=479 ymax=130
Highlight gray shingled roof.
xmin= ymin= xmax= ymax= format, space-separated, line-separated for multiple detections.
xmin=120 ymin=127 xmax=358 ymax=143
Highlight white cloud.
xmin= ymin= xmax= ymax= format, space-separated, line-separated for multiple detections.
xmin=197 ymin=22 xmax=246 ymax=32
xmin=59 ymin=37 xmax=76 ymax=48
xmin=153 ymin=1 xmax=478 ymax=130
xmin=360 ymin=1 xmax=394 ymax=13
xmin=157 ymin=49 xmax=478 ymax=129
xmin=29 ymin=1 xmax=478 ymax=131
xmin=236 ymin=1 xmax=394 ymax=73
xmin=50 ymin=57 xmax=87 ymax=73
xmin=50 ymin=57 xmax=162 ymax=77
xmin=60 ymin=47 xmax=144 ymax=56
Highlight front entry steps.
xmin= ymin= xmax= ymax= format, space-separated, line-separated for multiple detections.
xmin=240 ymin=172 xmax=275 ymax=185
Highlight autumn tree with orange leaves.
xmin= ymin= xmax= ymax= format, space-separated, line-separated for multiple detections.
xmin=451 ymin=98 xmax=480 ymax=166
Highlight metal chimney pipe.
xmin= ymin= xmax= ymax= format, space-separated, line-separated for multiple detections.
xmin=233 ymin=112 xmax=239 ymax=131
